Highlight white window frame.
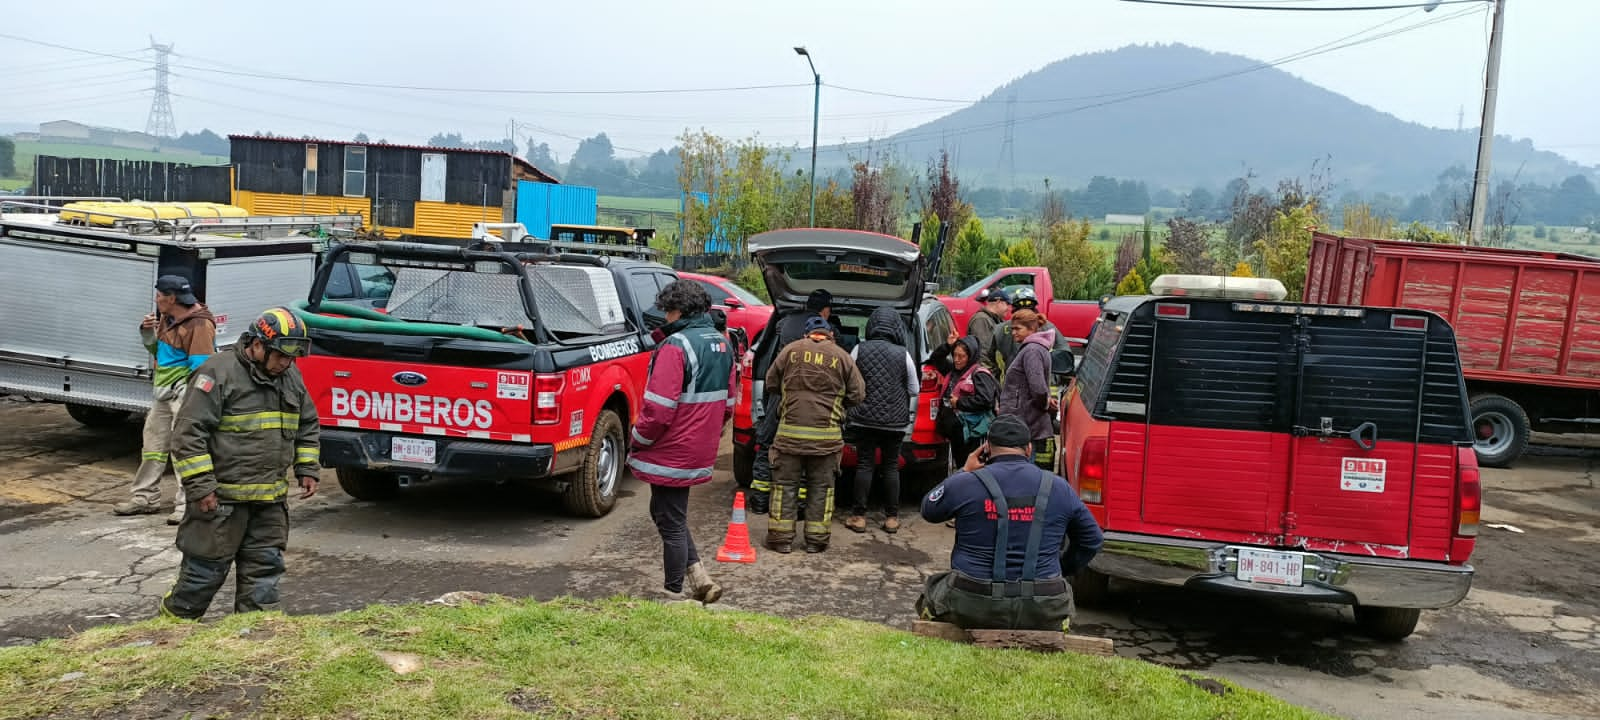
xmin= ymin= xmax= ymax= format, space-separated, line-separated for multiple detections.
xmin=343 ymin=145 xmax=367 ymax=198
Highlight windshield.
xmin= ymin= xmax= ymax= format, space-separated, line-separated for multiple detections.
xmin=956 ymin=277 xmax=990 ymax=297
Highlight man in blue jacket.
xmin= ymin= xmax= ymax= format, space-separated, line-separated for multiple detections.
xmin=916 ymin=414 xmax=1103 ymax=631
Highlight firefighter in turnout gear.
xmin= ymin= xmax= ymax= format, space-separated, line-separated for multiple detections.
xmin=750 ymin=289 xmax=833 ymax=515
xmin=160 ymin=307 xmax=321 ymax=620
xmin=967 ymin=287 xmax=1010 ymax=371
xmin=764 ymin=315 xmax=865 ymax=554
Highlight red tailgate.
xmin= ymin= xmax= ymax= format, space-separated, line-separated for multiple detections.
xmin=301 ymin=356 xmax=535 ymax=441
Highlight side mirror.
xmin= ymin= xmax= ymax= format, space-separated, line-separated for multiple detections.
xmin=723 ymin=298 xmax=743 ymax=310
xmin=1050 ymin=349 xmax=1077 ymax=377
xmin=643 ymin=307 xmax=668 ymax=331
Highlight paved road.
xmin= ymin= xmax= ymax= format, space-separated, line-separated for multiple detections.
xmin=1 ymin=398 xmax=1596 ymax=720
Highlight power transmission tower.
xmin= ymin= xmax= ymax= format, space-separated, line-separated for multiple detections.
xmin=1457 ymin=105 xmax=1464 ymax=132
xmin=996 ymin=91 xmax=1017 ymax=188
xmin=145 ymin=37 xmax=177 ymax=138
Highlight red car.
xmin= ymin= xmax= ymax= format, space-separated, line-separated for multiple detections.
xmin=679 ymin=271 xmax=774 ymax=348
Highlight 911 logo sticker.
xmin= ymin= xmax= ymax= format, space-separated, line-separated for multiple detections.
xmin=496 ymin=371 xmax=530 ymax=400
xmin=1340 ymin=458 xmax=1386 ymax=493
xmin=569 ymin=409 xmax=584 ymax=437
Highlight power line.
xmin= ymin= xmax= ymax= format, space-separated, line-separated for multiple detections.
xmin=1119 ymin=0 xmax=1486 ymax=10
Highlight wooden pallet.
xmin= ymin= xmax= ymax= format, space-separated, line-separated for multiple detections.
xmin=912 ymin=620 xmax=1115 ymax=656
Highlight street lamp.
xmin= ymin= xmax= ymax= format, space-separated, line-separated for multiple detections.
xmin=795 ymin=46 xmax=820 ymax=228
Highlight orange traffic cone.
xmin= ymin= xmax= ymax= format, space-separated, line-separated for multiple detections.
xmin=716 ymin=491 xmax=757 ymax=563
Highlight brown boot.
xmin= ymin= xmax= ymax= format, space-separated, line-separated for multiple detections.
xmin=845 ymin=515 xmax=868 ymax=533
xmin=112 ymin=500 xmax=161 ymax=516
xmin=765 ymin=537 xmax=792 ymax=554
xmin=685 ymin=562 xmax=723 ymax=605
xmin=882 ymin=516 xmax=901 ymax=533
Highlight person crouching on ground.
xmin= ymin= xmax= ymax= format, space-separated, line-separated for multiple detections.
xmin=916 ymin=414 xmax=1103 ymax=631
xmin=627 ymin=280 xmax=737 ymax=604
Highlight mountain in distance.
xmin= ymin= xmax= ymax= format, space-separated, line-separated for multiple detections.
xmin=845 ymin=44 xmax=1587 ymax=194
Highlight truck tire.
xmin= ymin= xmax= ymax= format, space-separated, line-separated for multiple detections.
xmin=65 ymin=403 xmax=132 ymax=428
xmin=1469 ymin=394 xmax=1529 ymax=468
xmin=336 ymin=468 xmax=399 ymax=501
xmin=733 ymin=442 xmax=754 ymax=489
xmin=1354 ymin=606 xmax=1421 ymax=641
xmin=564 ymin=409 xmax=622 ymax=518
xmin=1069 ymin=568 xmax=1111 ymax=608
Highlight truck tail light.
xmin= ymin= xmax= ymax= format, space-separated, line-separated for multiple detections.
xmin=1454 ymin=448 xmax=1480 ymax=537
xmin=533 ymin=373 xmax=564 ymax=425
xmin=920 ymin=366 xmax=941 ymax=394
xmin=1078 ymin=436 xmax=1107 ymax=505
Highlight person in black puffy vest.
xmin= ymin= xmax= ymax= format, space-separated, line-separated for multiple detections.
xmin=845 ymin=306 xmax=918 ymax=533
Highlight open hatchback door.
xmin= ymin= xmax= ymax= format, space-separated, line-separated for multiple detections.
xmin=748 ymin=228 xmax=925 ymax=312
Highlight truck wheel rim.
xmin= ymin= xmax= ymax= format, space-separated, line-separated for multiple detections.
xmin=597 ymin=433 xmax=619 ymax=497
xmin=1474 ymin=412 xmax=1514 ymax=455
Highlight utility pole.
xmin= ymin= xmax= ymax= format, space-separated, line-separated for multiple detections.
xmin=795 ymin=46 xmax=820 ymax=227
xmin=1468 ymin=0 xmax=1507 ymax=246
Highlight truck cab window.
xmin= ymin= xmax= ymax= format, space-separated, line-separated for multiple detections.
xmin=324 ymin=263 xmax=356 ymax=299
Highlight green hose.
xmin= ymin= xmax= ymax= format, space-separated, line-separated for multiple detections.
xmin=290 ymin=300 xmax=531 ymax=345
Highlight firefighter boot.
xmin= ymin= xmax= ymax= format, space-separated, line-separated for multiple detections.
xmin=685 ymin=561 xmax=723 ymax=605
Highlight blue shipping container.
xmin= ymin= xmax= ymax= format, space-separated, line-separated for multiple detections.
xmin=516 ymin=182 xmax=597 ymax=237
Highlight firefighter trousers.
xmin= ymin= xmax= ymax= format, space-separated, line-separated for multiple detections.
xmin=766 ymin=449 xmax=838 ymax=550
xmin=915 ymin=571 xmax=1075 ymax=632
xmin=161 ymin=501 xmax=289 ymax=620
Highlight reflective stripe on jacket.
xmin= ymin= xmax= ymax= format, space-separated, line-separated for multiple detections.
xmin=628 ymin=314 xmax=737 ymax=488
xmin=170 ymin=341 xmax=320 ymax=504
xmin=766 ymin=335 xmax=865 ymax=455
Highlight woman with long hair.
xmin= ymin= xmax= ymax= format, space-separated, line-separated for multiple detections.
xmin=929 ymin=330 xmax=999 ymax=468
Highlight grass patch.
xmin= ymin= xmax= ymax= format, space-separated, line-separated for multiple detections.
xmin=598 ymin=195 xmax=679 ymax=214
xmin=0 ymin=177 xmax=27 ymax=191
xmin=8 ymin=140 xmax=227 ymax=182
xmin=0 ymin=597 xmax=1330 ymax=720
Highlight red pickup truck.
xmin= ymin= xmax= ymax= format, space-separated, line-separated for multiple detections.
xmin=938 ymin=267 xmax=1100 ymax=348
xmin=1304 ymin=231 xmax=1600 ymax=468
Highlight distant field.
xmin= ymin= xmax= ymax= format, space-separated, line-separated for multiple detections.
xmin=8 ymin=140 xmax=227 ymax=181
xmin=0 ymin=177 xmax=27 ymax=191
xmin=598 ymin=195 xmax=679 ymax=213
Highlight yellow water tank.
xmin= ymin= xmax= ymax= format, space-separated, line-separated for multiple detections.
xmin=60 ymin=201 xmax=250 ymax=227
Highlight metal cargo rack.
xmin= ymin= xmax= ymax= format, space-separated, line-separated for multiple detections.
xmin=470 ymin=222 xmax=659 ymax=262
xmin=0 ymin=199 xmax=364 ymax=247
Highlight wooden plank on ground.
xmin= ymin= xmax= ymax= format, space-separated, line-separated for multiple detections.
xmin=912 ymin=620 xmax=1115 ymax=656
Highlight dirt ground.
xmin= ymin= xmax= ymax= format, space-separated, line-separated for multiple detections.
xmin=2 ymin=397 xmax=1596 ymax=720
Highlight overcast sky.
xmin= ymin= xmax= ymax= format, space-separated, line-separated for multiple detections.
xmin=3 ymin=0 xmax=1595 ymax=169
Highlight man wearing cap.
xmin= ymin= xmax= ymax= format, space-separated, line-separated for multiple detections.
xmin=986 ymin=287 xmax=1070 ymax=380
xmin=968 ymin=288 xmax=1010 ymax=371
xmin=749 ymin=288 xmax=835 ymax=514
xmin=915 ymin=414 xmax=1103 ymax=631
xmin=764 ymin=315 xmax=865 ymax=554
xmin=113 ymin=275 xmax=216 ymax=524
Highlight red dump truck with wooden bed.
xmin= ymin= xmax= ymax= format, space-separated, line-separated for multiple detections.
xmin=1304 ymin=231 xmax=1600 ymax=467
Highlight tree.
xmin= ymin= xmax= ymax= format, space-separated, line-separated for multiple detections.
xmin=1040 ymin=179 xmax=1066 ymax=230
xmin=1402 ymin=222 xmax=1452 ymax=244
xmin=1165 ymin=217 xmax=1213 ymax=274
xmin=0 ymin=137 xmax=14 ymax=178
xmin=1114 ymin=233 xmax=1140 ymax=278
xmin=353 ymin=133 xmax=370 ymax=143
xmin=1116 ymin=267 xmax=1147 ymax=296
xmin=1256 ymin=200 xmax=1323 ymax=301
xmin=526 ymin=142 xmax=559 ymax=174
xmin=1342 ymin=203 xmax=1397 ymax=238
xmin=998 ymin=238 xmax=1040 ymax=267
xmin=946 ymin=217 xmax=1004 ymax=288
xmin=1041 ymin=219 xmax=1108 ymax=300
xmin=1185 ymin=187 xmax=1215 ymax=219
xmin=1230 ymin=261 xmax=1254 ymax=278
xmin=918 ymin=149 xmax=972 ymax=254
xmin=1534 ymin=224 xmax=1547 ymax=239
xmin=427 ymin=132 xmax=469 ymax=149
xmin=850 ymin=146 xmax=908 ymax=236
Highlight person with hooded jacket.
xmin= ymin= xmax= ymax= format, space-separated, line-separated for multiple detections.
xmin=628 ymin=280 xmax=737 ymax=604
xmin=997 ymin=309 xmax=1058 ymax=467
xmin=844 ymin=307 xmax=918 ymax=534
xmin=928 ymin=331 xmax=999 ymax=467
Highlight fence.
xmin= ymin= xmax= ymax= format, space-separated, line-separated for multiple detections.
xmin=30 ymin=156 xmax=231 ymax=203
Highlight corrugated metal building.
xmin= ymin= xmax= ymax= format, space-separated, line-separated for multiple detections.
xmin=515 ymin=181 xmax=597 ymax=238
xmin=227 ymin=135 xmax=560 ymax=240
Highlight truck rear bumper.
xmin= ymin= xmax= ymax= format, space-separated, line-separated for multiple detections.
xmin=319 ymin=428 xmax=556 ymax=479
xmin=1089 ymin=531 xmax=1474 ymax=609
